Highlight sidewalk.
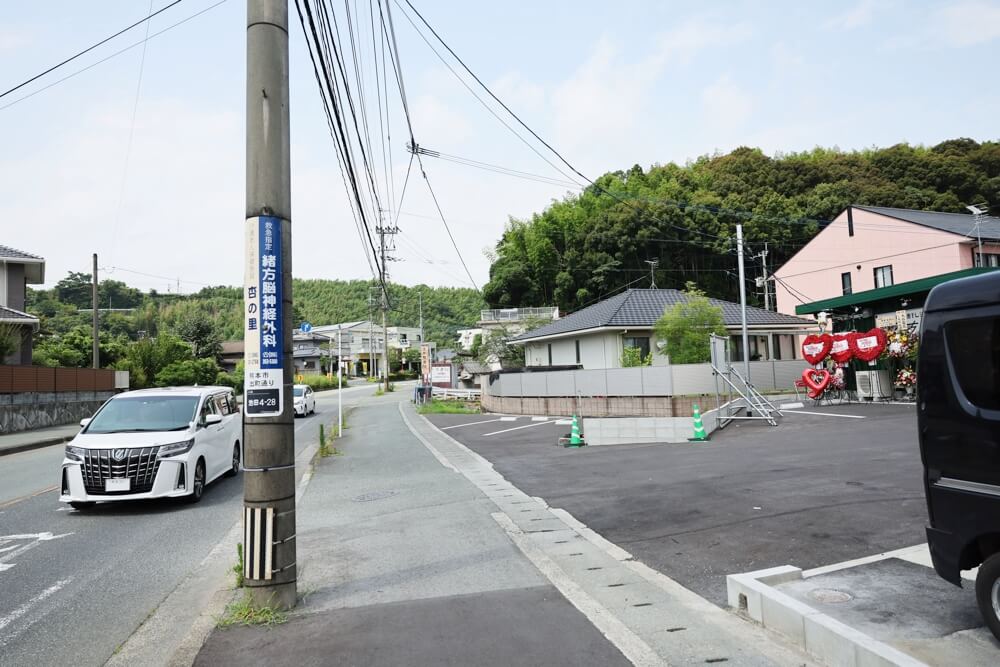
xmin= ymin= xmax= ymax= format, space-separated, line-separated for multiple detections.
xmin=195 ymin=397 xmax=814 ymax=666
xmin=0 ymin=422 xmax=80 ymax=456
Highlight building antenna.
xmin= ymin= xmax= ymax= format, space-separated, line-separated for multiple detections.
xmin=644 ymin=259 xmax=659 ymax=289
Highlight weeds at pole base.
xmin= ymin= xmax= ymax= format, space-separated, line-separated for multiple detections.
xmin=233 ymin=543 xmax=245 ymax=588
xmin=217 ymin=591 xmax=288 ymax=627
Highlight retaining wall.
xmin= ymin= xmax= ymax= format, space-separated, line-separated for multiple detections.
xmin=0 ymin=391 xmax=113 ymax=434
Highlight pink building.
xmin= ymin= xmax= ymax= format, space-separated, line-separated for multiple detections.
xmin=774 ymin=205 xmax=1000 ymax=316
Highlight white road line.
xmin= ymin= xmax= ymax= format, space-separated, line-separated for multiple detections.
xmin=499 ymin=416 xmax=517 ymax=422
xmin=0 ymin=532 xmax=73 ymax=568
xmin=492 ymin=512 xmax=664 ymax=667
xmin=782 ymin=409 xmax=866 ymax=419
xmin=440 ymin=418 xmax=507 ymax=431
xmin=530 ymin=416 xmax=549 ymax=422
xmin=482 ymin=420 xmax=558 ymax=437
xmin=0 ymin=578 xmax=72 ymax=633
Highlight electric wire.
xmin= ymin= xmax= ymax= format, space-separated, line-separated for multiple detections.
xmin=0 ymin=0 xmax=183 ymax=100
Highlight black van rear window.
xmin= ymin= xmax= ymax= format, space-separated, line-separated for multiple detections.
xmin=947 ymin=316 xmax=1000 ymax=410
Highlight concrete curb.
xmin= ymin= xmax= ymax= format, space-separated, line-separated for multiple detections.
xmin=0 ymin=435 xmax=73 ymax=457
xmin=726 ymin=566 xmax=928 ymax=667
xmin=106 ymin=436 xmax=325 ymax=667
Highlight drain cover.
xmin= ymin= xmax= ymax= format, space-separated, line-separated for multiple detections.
xmin=809 ymin=588 xmax=853 ymax=604
xmin=352 ymin=490 xmax=399 ymax=502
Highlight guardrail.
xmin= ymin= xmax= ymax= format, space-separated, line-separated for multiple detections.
xmin=433 ymin=387 xmax=481 ymax=400
xmin=479 ymin=307 xmax=558 ymax=322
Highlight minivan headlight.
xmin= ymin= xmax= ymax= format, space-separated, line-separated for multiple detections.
xmin=65 ymin=445 xmax=86 ymax=462
xmin=157 ymin=439 xmax=195 ymax=458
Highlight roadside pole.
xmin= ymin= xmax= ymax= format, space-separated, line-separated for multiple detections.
xmin=736 ymin=224 xmax=751 ymax=383
xmin=338 ymin=324 xmax=343 ymax=436
xmin=91 ymin=253 xmax=99 ymax=368
xmin=242 ymin=0 xmax=296 ymax=611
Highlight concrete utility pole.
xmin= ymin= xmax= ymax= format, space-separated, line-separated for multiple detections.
xmin=760 ymin=243 xmax=771 ymax=311
xmin=243 ymin=0 xmax=296 ymax=611
xmin=376 ymin=219 xmax=398 ymax=392
xmin=337 ymin=324 xmax=343 ymax=437
xmin=736 ymin=224 xmax=751 ymax=383
xmin=91 ymin=254 xmax=99 ymax=368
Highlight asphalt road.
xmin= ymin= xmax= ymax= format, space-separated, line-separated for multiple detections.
xmin=0 ymin=384 xmax=377 ymax=667
xmin=428 ymin=403 xmax=927 ymax=606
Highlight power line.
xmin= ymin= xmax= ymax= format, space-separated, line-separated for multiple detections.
xmin=775 ymin=241 xmax=958 ymax=280
xmin=1 ymin=1 xmax=183 ymax=100
xmin=0 ymin=0 xmax=228 ymax=113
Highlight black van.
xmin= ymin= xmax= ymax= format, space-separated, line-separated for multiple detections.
xmin=919 ymin=269 xmax=1000 ymax=639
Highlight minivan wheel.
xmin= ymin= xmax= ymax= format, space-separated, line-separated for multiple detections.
xmin=70 ymin=501 xmax=95 ymax=511
xmin=186 ymin=459 xmax=206 ymax=503
xmin=225 ymin=443 xmax=241 ymax=478
xmin=975 ymin=552 xmax=1000 ymax=640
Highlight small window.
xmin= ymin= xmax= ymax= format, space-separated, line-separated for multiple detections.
xmin=623 ymin=336 xmax=651 ymax=359
xmin=874 ymin=265 xmax=893 ymax=288
xmin=213 ymin=394 xmax=230 ymax=416
xmin=841 ymin=272 xmax=853 ymax=296
xmin=946 ymin=316 xmax=1000 ymax=410
xmin=200 ymin=397 xmax=219 ymax=424
xmin=575 ymin=340 xmax=581 ymax=364
xmin=547 ymin=343 xmax=552 ymax=366
xmin=975 ymin=252 xmax=1000 ymax=268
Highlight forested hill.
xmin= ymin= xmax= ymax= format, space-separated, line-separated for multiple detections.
xmin=483 ymin=139 xmax=1000 ymax=311
xmin=28 ymin=276 xmax=484 ymax=349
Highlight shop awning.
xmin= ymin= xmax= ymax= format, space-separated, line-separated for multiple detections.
xmin=794 ymin=267 xmax=1000 ymax=315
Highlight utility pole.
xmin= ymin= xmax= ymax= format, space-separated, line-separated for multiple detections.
xmin=91 ymin=254 xmax=99 ymax=368
xmin=368 ymin=290 xmax=375 ymax=378
xmin=242 ymin=0 xmax=296 ymax=611
xmin=337 ymin=324 xmax=343 ymax=437
xmin=759 ymin=243 xmax=771 ymax=311
xmin=418 ymin=291 xmax=423 ymax=344
xmin=376 ymin=217 xmax=398 ymax=392
xmin=736 ymin=225 xmax=751 ymax=383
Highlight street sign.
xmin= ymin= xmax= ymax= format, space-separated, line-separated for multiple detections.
xmin=300 ymin=321 xmax=312 ymax=333
xmin=244 ymin=215 xmax=284 ymax=418
xmin=420 ymin=343 xmax=431 ymax=383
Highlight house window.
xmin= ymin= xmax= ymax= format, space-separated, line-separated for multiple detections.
xmin=575 ymin=340 xmax=581 ymax=364
xmin=975 ymin=252 xmax=1000 ymax=268
xmin=547 ymin=343 xmax=552 ymax=365
xmin=400 ymin=333 xmax=407 ymax=342
xmin=841 ymin=272 xmax=853 ymax=296
xmin=874 ymin=265 xmax=893 ymax=288
xmin=623 ymin=336 xmax=650 ymax=359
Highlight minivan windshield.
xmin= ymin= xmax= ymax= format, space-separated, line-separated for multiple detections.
xmin=85 ymin=395 xmax=200 ymax=434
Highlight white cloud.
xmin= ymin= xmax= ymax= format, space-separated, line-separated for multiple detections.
xmin=825 ymin=0 xmax=877 ymax=30
xmin=934 ymin=2 xmax=1000 ymax=46
xmin=700 ymin=74 xmax=754 ymax=130
xmin=491 ymin=71 xmax=545 ymax=113
xmin=0 ymin=28 xmax=31 ymax=51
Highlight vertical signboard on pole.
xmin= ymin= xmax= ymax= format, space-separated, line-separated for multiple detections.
xmin=244 ymin=215 xmax=284 ymax=417
xmin=420 ymin=343 xmax=431 ymax=384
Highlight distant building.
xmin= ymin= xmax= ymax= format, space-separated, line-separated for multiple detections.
xmin=456 ymin=328 xmax=483 ymax=351
xmin=0 ymin=245 xmax=44 ymax=365
xmin=511 ymin=289 xmax=815 ymax=369
xmin=478 ymin=307 xmax=559 ymax=336
xmin=219 ymin=341 xmax=244 ymax=373
xmin=774 ymin=205 xmax=1000 ymax=317
xmin=296 ymin=321 xmax=434 ymax=377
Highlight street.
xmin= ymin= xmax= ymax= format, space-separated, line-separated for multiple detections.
xmin=0 ymin=384 xmax=377 ymax=667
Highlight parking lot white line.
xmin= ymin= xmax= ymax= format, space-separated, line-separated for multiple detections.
xmin=440 ymin=418 xmax=507 ymax=431
xmin=482 ymin=420 xmax=558 ymax=437
xmin=782 ymin=409 xmax=866 ymax=419
xmin=530 ymin=416 xmax=549 ymax=422
xmin=499 ymin=416 xmax=517 ymax=421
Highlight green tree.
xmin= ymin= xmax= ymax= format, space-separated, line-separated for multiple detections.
xmin=403 ymin=348 xmax=421 ymax=369
xmin=155 ymin=358 xmax=220 ymax=387
xmin=653 ymin=283 xmax=727 ymax=364
xmin=174 ymin=313 xmax=222 ymax=359
xmin=115 ymin=334 xmax=193 ymax=388
xmin=621 ymin=346 xmax=651 ymax=367
xmin=477 ymin=327 xmax=523 ymax=369
xmin=0 ymin=322 xmax=21 ymax=362
xmin=54 ymin=272 xmax=93 ymax=309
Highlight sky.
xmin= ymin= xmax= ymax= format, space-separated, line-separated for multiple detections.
xmin=2 ymin=0 xmax=999 ymax=293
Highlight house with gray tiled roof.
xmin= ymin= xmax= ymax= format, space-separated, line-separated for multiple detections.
xmin=0 ymin=245 xmax=45 ymax=365
xmin=510 ymin=288 xmax=816 ymax=369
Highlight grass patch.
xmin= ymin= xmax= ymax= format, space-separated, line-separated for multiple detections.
xmin=217 ymin=592 xmax=288 ymax=627
xmin=233 ymin=543 xmax=245 ymax=588
xmin=417 ymin=398 xmax=481 ymax=415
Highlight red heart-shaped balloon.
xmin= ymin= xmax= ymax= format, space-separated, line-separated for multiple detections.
xmin=850 ymin=328 xmax=887 ymax=362
xmin=830 ymin=332 xmax=855 ymax=364
xmin=801 ymin=333 xmax=833 ymax=365
xmin=802 ymin=368 xmax=832 ymax=399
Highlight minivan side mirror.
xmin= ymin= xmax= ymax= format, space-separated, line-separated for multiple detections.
xmin=80 ymin=418 xmax=92 ymax=428
xmin=204 ymin=413 xmax=223 ymax=426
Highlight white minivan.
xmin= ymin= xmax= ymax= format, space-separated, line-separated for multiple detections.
xmin=60 ymin=386 xmax=242 ymax=510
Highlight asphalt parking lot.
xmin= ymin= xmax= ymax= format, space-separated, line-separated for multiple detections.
xmin=426 ymin=404 xmax=928 ymax=607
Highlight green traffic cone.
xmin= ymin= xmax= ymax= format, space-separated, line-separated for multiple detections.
xmin=689 ymin=404 xmax=708 ymax=442
xmin=569 ymin=414 xmax=583 ymax=447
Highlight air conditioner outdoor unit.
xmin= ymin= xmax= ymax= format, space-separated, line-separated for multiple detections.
xmin=856 ymin=370 xmax=893 ymax=400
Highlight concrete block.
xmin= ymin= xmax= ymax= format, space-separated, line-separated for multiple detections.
xmin=760 ymin=589 xmax=815 ymax=649
xmin=854 ymin=633 xmax=927 ymax=667
xmin=726 ymin=574 xmax=763 ymax=620
xmin=803 ymin=613 xmax=859 ymax=667
xmin=749 ymin=564 xmax=803 ymax=586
